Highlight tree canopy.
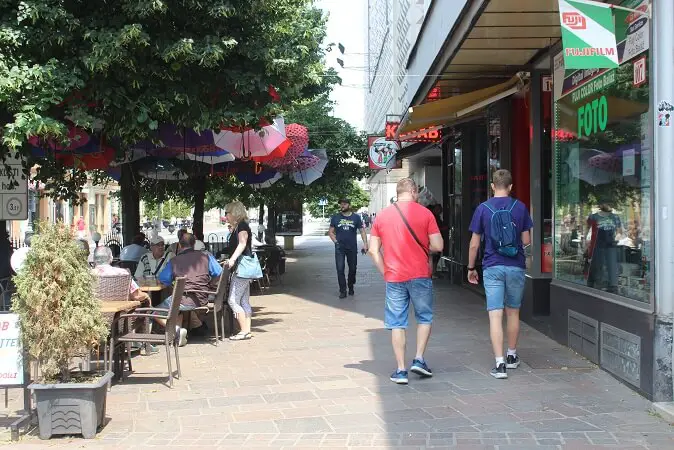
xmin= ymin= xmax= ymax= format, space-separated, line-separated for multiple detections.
xmin=0 ymin=0 xmax=338 ymax=201
xmin=305 ymin=181 xmax=369 ymax=218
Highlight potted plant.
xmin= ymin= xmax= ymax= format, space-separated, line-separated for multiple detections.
xmin=11 ymin=222 xmax=111 ymax=439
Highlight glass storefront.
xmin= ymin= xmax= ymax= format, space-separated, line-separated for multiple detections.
xmin=552 ymin=2 xmax=652 ymax=304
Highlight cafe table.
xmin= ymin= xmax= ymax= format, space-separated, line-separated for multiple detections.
xmin=137 ymin=277 xmax=169 ymax=306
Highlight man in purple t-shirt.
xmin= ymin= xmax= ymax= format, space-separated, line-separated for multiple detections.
xmin=467 ymin=169 xmax=533 ymax=380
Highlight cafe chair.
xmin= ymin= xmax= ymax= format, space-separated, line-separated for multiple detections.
xmin=93 ymin=272 xmax=132 ymax=302
xmin=183 ymin=266 xmax=230 ymax=345
xmin=114 ymin=277 xmax=186 ymax=387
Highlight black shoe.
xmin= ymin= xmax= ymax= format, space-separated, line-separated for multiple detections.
xmin=339 ymin=291 xmax=347 ymax=299
xmin=490 ymin=363 xmax=507 ymax=379
xmin=506 ymin=354 xmax=520 ymax=369
xmin=348 ymin=287 xmax=354 ymax=296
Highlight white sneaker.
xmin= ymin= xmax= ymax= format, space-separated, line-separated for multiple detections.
xmin=178 ymin=328 xmax=187 ymax=347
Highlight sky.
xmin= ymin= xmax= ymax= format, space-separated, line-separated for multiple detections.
xmin=316 ymin=0 xmax=367 ymax=131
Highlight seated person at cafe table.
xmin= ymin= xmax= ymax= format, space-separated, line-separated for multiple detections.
xmin=93 ymin=247 xmax=150 ymax=304
xmin=156 ymin=233 xmax=223 ymax=346
xmin=135 ymin=236 xmax=174 ymax=280
xmin=93 ymin=247 xmax=157 ymax=353
xmin=120 ymin=233 xmax=148 ymax=263
xmin=168 ymin=228 xmax=188 ymax=255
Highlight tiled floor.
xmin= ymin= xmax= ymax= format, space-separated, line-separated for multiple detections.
xmin=5 ymin=237 xmax=674 ymax=448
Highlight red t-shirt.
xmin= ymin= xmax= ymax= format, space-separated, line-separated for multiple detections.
xmin=371 ymin=201 xmax=440 ymax=282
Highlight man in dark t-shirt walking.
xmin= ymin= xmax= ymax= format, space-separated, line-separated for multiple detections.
xmin=467 ymin=169 xmax=533 ymax=380
xmin=329 ymin=198 xmax=369 ymax=298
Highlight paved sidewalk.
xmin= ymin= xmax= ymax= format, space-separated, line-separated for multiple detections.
xmin=6 ymin=237 xmax=674 ymax=448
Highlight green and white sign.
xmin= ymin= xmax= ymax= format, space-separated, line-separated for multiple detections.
xmin=559 ymin=0 xmax=619 ymax=69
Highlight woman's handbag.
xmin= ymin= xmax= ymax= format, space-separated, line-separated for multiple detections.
xmin=236 ymin=253 xmax=263 ymax=279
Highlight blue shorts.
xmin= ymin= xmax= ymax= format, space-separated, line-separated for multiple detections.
xmin=483 ymin=266 xmax=526 ymax=311
xmin=156 ymin=296 xmax=196 ymax=312
xmin=385 ymin=278 xmax=433 ymax=329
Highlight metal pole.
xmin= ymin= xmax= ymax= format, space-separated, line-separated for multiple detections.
xmin=653 ymin=0 xmax=674 ymax=403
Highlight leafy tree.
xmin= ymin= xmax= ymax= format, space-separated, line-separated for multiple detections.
xmin=306 ymin=181 xmax=369 ymax=218
xmin=144 ymin=199 xmax=192 ymax=221
xmin=0 ymin=0 xmax=337 ymax=241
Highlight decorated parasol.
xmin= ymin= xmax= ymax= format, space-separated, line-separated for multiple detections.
xmin=291 ymin=149 xmax=328 ymax=185
xmin=213 ymin=117 xmax=290 ymax=159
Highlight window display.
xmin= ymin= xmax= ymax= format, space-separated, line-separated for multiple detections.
xmin=552 ymin=9 xmax=651 ymax=304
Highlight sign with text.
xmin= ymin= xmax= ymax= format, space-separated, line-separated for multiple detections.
xmin=385 ymin=121 xmax=442 ymax=143
xmin=0 ymin=314 xmax=24 ymax=386
xmin=0 ymin=155 xmax=28 ymax=221
xmin=559 ymin=0 xmax=619 ymax=69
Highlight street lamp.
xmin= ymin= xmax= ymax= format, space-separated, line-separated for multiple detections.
xmin=92 ymin=232 xmax=101 ymax=247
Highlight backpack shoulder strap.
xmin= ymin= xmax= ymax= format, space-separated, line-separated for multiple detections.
xmin=508 ymin=199 xmax=518 ymax=212
xmin=482 ymin=201 xmax=496 ymax=213
xmin=393 ymin=203 xmax=429 ymax=257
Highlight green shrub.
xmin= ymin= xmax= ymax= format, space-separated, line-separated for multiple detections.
xmin=11 ymin=222 xmax=107 ymax=382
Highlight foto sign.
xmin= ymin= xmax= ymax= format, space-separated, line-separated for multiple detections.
xmin=559 ymin=0 xmax=619 ymax=69
xmin=0 ymin=314 xmax=24 ymax=386
xmin=0 ymin=155 xmax=28 ymax=221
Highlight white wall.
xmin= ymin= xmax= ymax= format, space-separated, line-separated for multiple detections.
xmin=365 ymin=0 xmax=435 ymax=133
xmin=404 ymin=0 xmax=469 ymax=107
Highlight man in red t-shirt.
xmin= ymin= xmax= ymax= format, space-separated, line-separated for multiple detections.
xmin=369 ymin=178 xmax=444 ymax=385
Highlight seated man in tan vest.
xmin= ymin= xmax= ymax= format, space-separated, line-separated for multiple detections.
xmin=156 ymin=233 xmax=223 ymax=346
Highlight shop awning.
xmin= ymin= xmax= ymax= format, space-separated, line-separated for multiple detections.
xmin=396 ymin=73 xmax=527 ymax=140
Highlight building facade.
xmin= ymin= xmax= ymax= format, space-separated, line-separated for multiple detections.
xmin=369 ymin=0 xmax=672 ymax=403
xmin=9 ymin=177 xmax=120 ymax=242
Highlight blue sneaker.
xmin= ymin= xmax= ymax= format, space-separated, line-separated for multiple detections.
xmin=410 ymin=358 xmax=433 ymax=378
xmin=390 ymin=370 xmax=409 ymax=385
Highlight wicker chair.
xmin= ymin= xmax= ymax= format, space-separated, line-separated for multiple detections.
xmin=114 ymin=277 xmax=186 ymax=387
xmin=93 ymin=272 xmax=132 ymax=301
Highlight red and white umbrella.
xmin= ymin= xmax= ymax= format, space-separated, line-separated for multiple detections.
xmin=213 ymin=117 xmax=290 ymax=159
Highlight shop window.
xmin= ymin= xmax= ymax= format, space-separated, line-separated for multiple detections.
xmin=553 ymin=46 xmax=651 ymax=304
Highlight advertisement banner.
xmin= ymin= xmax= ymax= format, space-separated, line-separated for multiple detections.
xmin=368 ymin=136 xmax=399 ymax=171
xmin=275 ymin=199 xmax=303 ymax=237
xmin=559 ymin=0 xmax=619 ymax=69
xmin=0 ymin=314 xmax=24 ymax=386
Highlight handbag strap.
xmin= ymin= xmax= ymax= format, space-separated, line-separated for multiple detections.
xmin=393 ymin=203 xmax=429 ymax=257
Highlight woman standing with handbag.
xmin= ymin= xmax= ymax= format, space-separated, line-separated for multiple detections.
xmin=225 ymin=201 xmax=256 ymax=340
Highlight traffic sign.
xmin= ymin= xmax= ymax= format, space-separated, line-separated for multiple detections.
xmin=0 ymin=156 xmax=28 ymax=220
xmin=318 ymin=198 xmax=328 ymax=206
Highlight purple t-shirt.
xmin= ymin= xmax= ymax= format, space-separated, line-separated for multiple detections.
xmin=468 ymin=196 xmax=533 ymax=269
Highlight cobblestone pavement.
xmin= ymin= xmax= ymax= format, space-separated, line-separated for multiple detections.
xmin=6 ymin=237 xmax=674 ymax=448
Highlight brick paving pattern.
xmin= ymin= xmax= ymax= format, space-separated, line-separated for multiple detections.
xmin=5 ymin=237 xmax=674 ymax=448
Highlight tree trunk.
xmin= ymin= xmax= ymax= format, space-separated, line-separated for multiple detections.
xmin=0 ymin=221 xmax=12 ymax=279
xmin=267 ymin=205 xmax=276 ymax=244
xmin=120 ymin=164 xmax=140 ymax=246
xmin=258 ymin=202 xmax=264 ymax=225
xmin=192 ymin=177 xmax=206 ymax=241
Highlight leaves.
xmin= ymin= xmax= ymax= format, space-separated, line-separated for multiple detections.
xmin=1 ymin=0 xmax=335 ymax=200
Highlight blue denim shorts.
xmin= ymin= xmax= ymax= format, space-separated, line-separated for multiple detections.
xmin=483 ymin=266 xmax=526 ymax=311
xmin=156 ymin=295 xmax=196 ymax=312
xmin=385 ymin=278 xmax=433 ymax=329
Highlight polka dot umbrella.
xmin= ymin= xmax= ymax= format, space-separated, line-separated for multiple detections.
xmin=588 ymin=152 xmax=620 ymax=172
xmin=274 ymin=149 xmax=320 ymax=174
xmin=263 ymin=123 xmax=310 ymax=167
